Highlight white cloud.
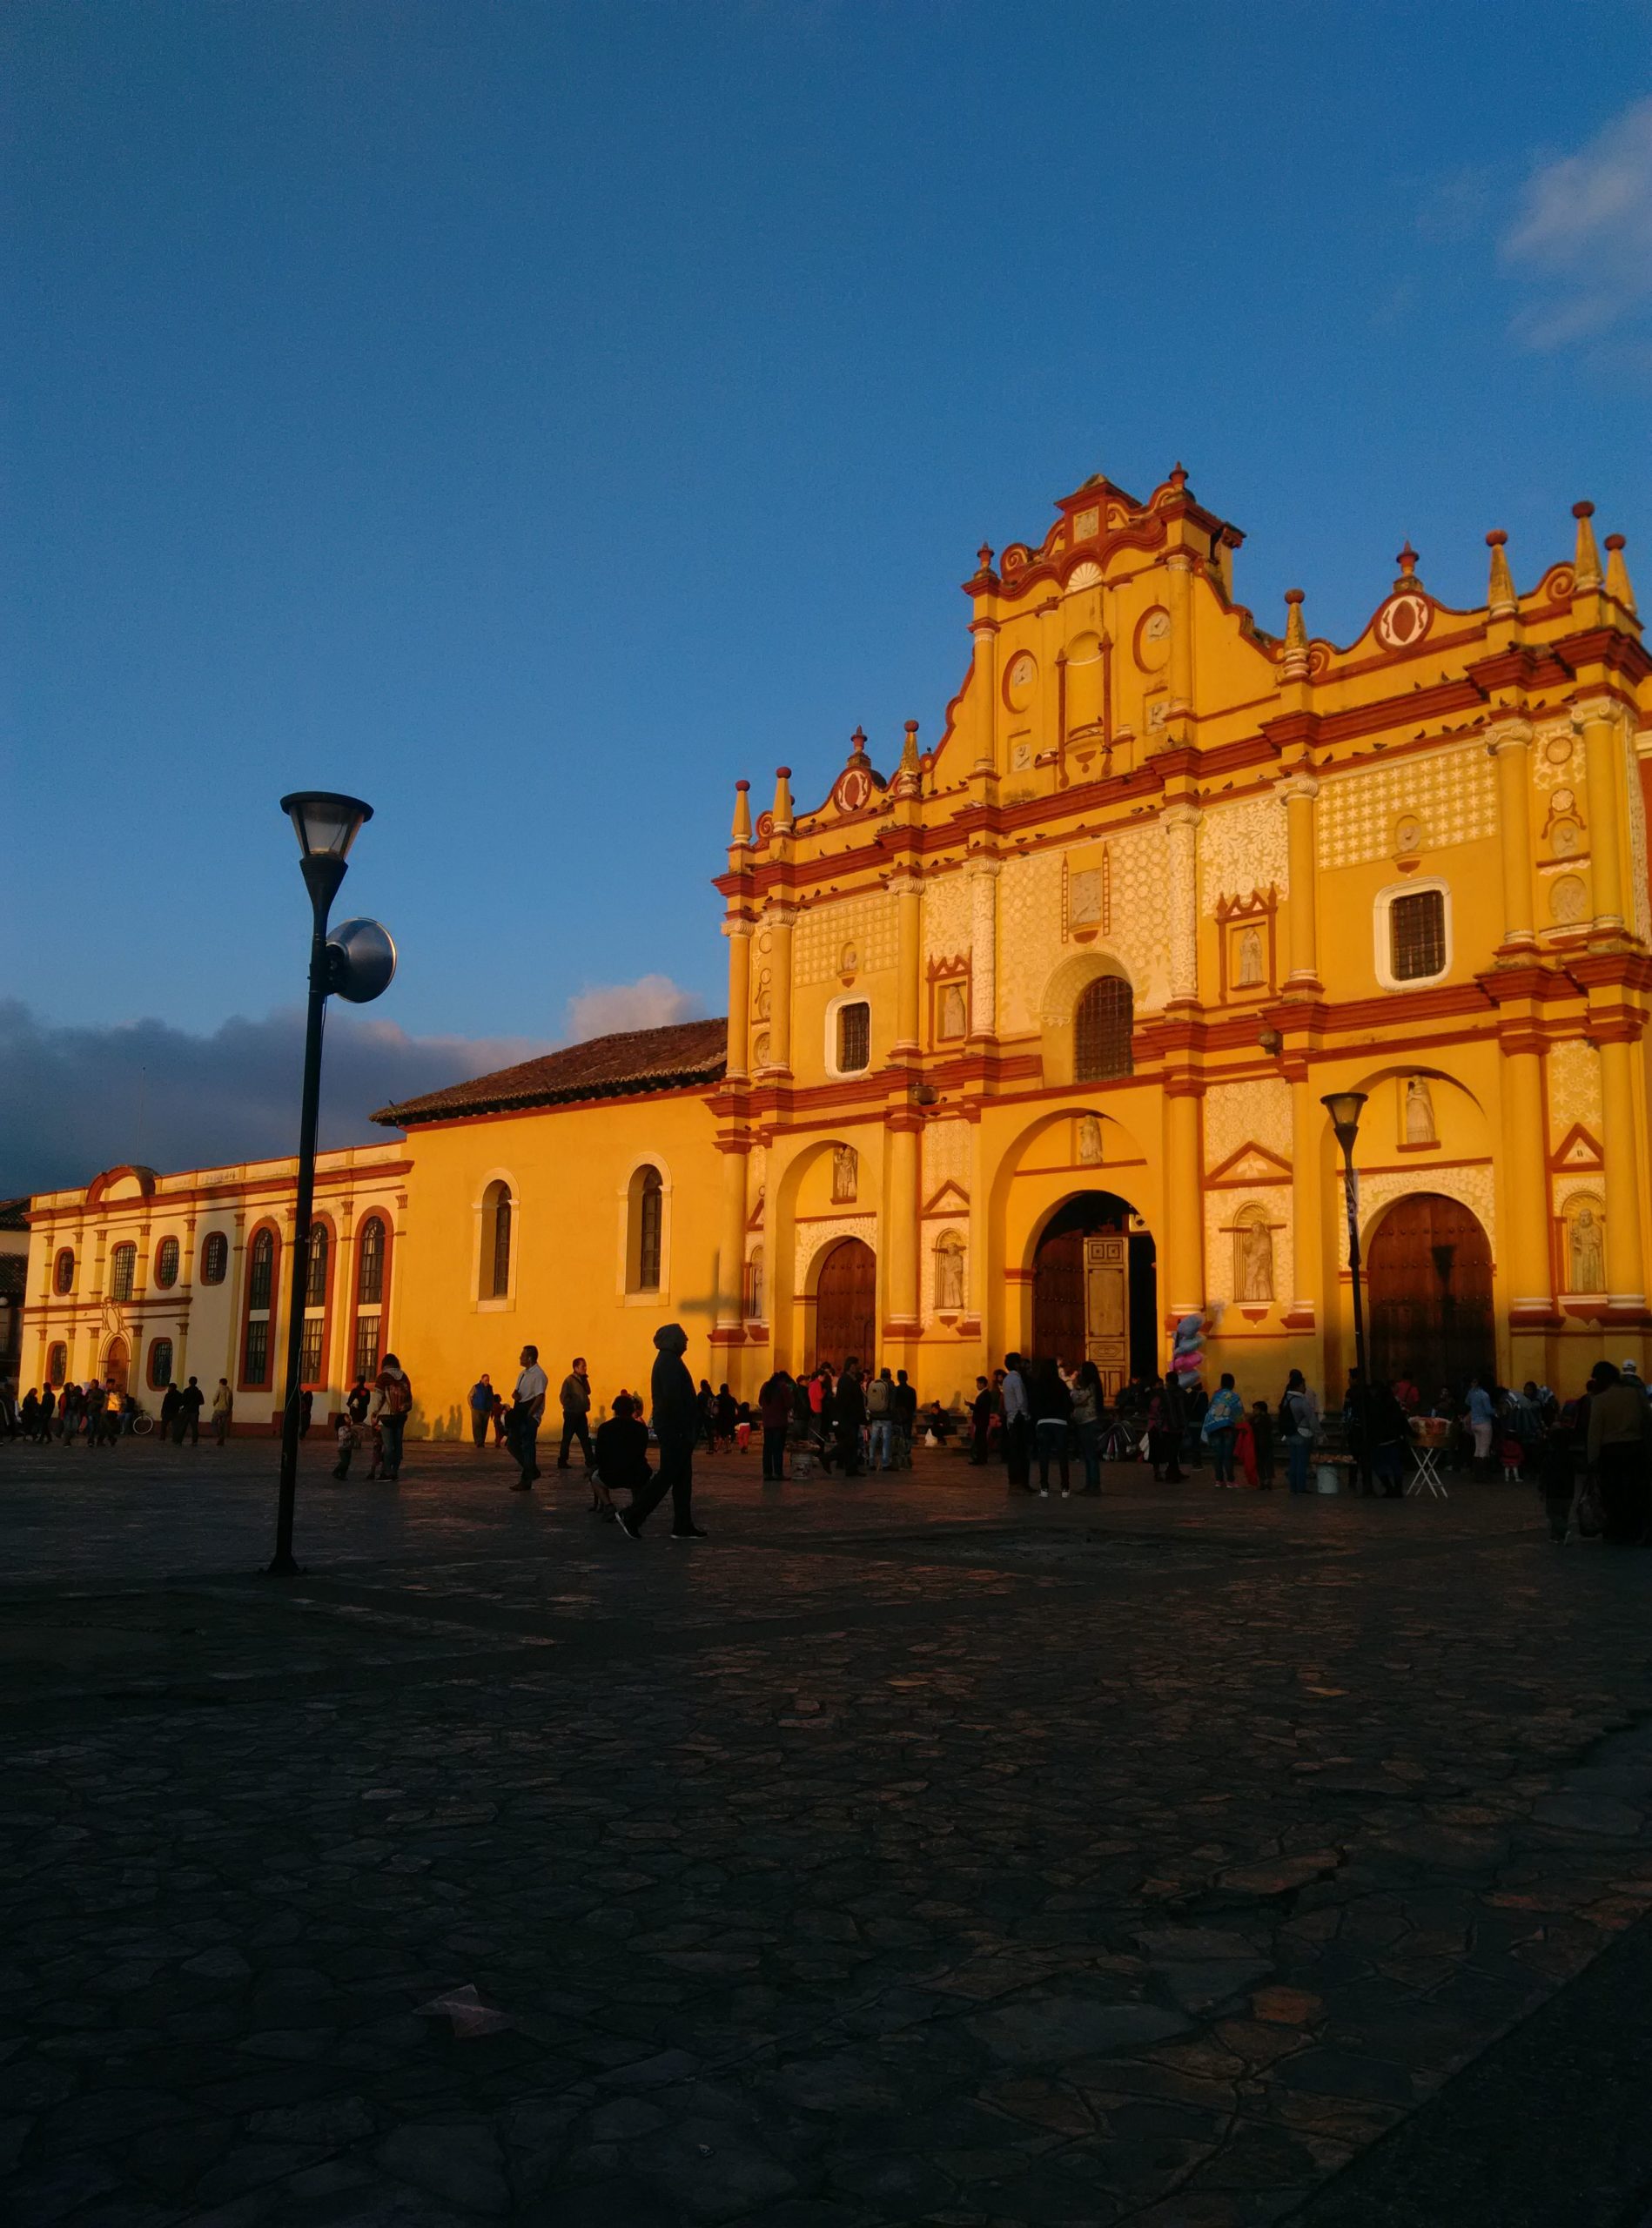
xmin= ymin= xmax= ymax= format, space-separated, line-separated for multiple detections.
xmin=1502 ymin=96 xmax=1652 ymax=349
xmin=0 ymin=1000 xmax=547 ymax=1196
xmin=564 ymin=973 xmax=706 ymax=1040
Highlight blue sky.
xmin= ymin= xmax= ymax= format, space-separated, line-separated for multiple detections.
xmin=3 ymin=2 xmax=1649 ymax=1188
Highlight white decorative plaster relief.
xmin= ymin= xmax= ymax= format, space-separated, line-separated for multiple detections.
xmin=794 ymin=1214 xmax=876 ymax=1290
xmin=1199 ymin=795 xmax=1288 ymax=907
xmin=1317 ymin=746 xmax=1496 ymax=871
xmin=1205 ymin=1079 xmax=1293 ymax=1168
xmin=794 ymin=892 xmax=898 ymax=987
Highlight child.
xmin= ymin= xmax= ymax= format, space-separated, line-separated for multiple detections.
xmin=1501 ymin=1433 xmax=1525 ymax=1485
xmin=365 ymin=1413 xmax=386 ymax=1482
xmin=332 ymin=1413 xmax=355 ymax=1480
xmin=1249 ymin=1400 xmax=1275 ymax=1489
xmin=735 ymin=1399 xmax=753 ymax=1453
xmin=1536 ymin=1415 xmax=1577 ymax=1542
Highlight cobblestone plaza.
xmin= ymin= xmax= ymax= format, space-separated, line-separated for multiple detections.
xmin=3 ymin=1443 xmax=1652 ymax=2225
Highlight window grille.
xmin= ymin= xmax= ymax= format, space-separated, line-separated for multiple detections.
xmin=353 ymin=1314 xmax=380 ymax=1382
xmin=155 ymin=1238 xmax=180 ymax=1290
xmin=248 ymin=1230 xmax=274 ymax=1311
xmin=53 ymin=1249 xmax=74 ymax=1295
xmin=483 ymin=1186 xmax=512 ymax=1299
xmin=148 ymin=1338 xmax=173 ymax=1389
xmin=200 ymin=1231 xmax=228 ymax=1285
xmin=637 ymin=1169 xmax=662 ymax=1292
xmin=1073 ymin=976 xmax=1133 ymax=1082
xmin=837 ymin=1000 xmax=871 ymax=1073
xmin=299 ymin=1315 xmax=325 ymax=1386
xmin=110 ymin=1244 xmax=137 ymax=1303
xmin=243 ymin=1319 xmax=269 ymax=1385
xmin=1389 ymin=889 xmax=1447 ymax=982
xmin=305 ymin=1225 xmax=329 ymax=1306
xmin=357 ymin=1218 xmax=385 ymax=1304
xmin=47 ymin=1342 xmax=68 ymax=1386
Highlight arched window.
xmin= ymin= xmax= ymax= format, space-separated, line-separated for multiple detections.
xmin=352 ymin=1215 xmax=390 ymax=1381
xmin=147 ymin=1337 xmax=173 ymax=1389
xmin=480 ymin=1181 xmax=513 ymax=1300
xmin=836 ymin=1000 xmax=871 ymax=1074
xmin=1073 ymin=976 xmax=1133 ymax=1083
xmin=305 ymin=1224 xmax=329 ymax=1306
xmin=200 ymin=1231 xmax=228 ymax=1285
xmin=356 ymin=1217 xmax=385 ymax=1304
xmin=53 ymin=1248 xmax=75 ymax=1295
xmin=628 ymin=1165 xmax=664 ymax=1293
xmin=46 ymin=1342 xmax=68 ymax=1387
xmin=110 ymin=1242 xmax=138 ymax=1302
xmin=155 ymin=1237 xmax=180 ymax=1290
xmin=248 ymin=1229 xmax=274 ymax=1312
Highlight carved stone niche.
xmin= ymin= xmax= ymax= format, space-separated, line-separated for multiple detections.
xmin=1215 ymin=889 xmax=1278 ymax=1002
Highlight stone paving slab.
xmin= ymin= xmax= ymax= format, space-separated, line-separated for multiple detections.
xmin=2 ymin=1438 xmax=1650 ymax=2224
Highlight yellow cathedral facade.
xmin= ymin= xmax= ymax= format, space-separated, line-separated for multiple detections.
xmin=21 ymin=466 xmax=1652 ymax=1433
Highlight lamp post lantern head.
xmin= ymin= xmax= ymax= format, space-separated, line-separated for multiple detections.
xmin=279 ymin=791 xmax=373 ymax=863
xmin=1320 ymin=1090 xmax=1368 ymax=1154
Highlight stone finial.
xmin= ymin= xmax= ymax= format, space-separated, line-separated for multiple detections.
xmin=730 ymin=780 xmax=752 ymax=844
xmin=890 ymin=720 xmax=922 ymax=800
xmin=1282 ymin=588 xmax=1309 ymax=681
xmin=1393 ymin=540 xmax=1423 ymax=590
xmin=1486 ymin=530 xmax=1517 ymax=620
xmin=977 ymin=542 xmax=994 ymax=571
xmin=1605 ymin=534 xmax=1637 ymax=615
xmin=1168 ymin=461 xmax=1188 ymax=492
xmin=847 ymin=727 xmax=870 ymax=767
xmin=900 ymin=720 xmax=920 ymax=772
xmin=1573 ymin=501 xmax=1602 ymax=593
xmin=772 ymin=766 xmax=794 ymax=830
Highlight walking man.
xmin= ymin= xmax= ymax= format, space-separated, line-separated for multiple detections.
xmin=372 ymin=1353 xmax=413 ymax=1481
xmin=616 ymin=1323 xmax=706 ymax=1540
xmin=508 ymin=1344 xmax=548 ymax=1490
xmin=84 ymin=1379 xmax=111 ymax=1448
xmin=1002 ymin=1353 xmax=1031 ymax=1492
xmin=176 ymin=1375 xmax=205 ymax=1446
xmin=556 ymin=1356 xmax=594 ymax=1471
xmin=211 ymin=1378 xmax=233 ymax=1445
xmin=866 ymin=1366 xmax=895 ymax=1472
xmin=757 ymin=1367 xmax=793 ymax=1481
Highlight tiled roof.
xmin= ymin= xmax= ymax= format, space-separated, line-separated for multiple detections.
xmin=373 ymin=1017 xmax=728 ymax=1128
xmin=0 ymin=1255 xmax=24 ymax=1298
xmin=0 ymin=1198 xmax=30 ymax=1231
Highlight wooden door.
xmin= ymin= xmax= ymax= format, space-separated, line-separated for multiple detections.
xmin=1366 ymin=1192 xmax=1494 ymax=1392
xmin=1085 ymin=1234 xmax=1129 ymax=1396
xmin=1033 ymin=1225 xmax=1085 ymax=1363
xmin=814 ymin=1238 xmax=876 ymax=1371
xmin=103 ymin=1336 xmax=130 ymax=1395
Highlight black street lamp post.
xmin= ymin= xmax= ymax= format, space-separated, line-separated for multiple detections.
xmin=1321 ymin=1091 xmax=1373 ymax=1499
xmin=271 ymin=793 xmax=396 ymax=1574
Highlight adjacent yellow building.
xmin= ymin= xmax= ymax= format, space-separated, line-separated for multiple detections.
xmin=22 ymin=465 xmax=1652 ymax=1429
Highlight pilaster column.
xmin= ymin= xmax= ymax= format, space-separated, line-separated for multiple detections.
xmin=1287 ymin=1074 xmax=1323 ymax=1328
xmin=1577 ymin=698 xmax=1627 ymax=938
xmin=1161 ymin=1079 xmax=1205 ymax=1319
xmin=767 ymin=905 xmax=796 ymax=1075
xmin=1598 ymin=1025 xmax=1647 ymax=1310
xmin=891 ymin=872 xmax=923 ymax=1056
xmin=175 ymin=1213 xmax=197 ymax=1381
xmin=1164 ymin=549 xmax=1194 ymax=734
xmin=1501 ymin=1032 xmax=1555 ymax=1318
xmin=1276 ymin=769 xmax=1321 ymax=989
xmin=1162 ymin=802 xmax=1201 ymax=1005
xmin=970 ymin=618 xmax=998 ymax=774
xmin=715 ymin=1137 xmax=750 ymax=1338
xmin=967 ymin=860 xmax=999 ymax=1040
xmin=884 ymin=1110 xmax=923 ymax=1338
xmin=722 ymin=917 xmax=753 ymax=1081
xmin=1486 ymin=716 xmax=1536 ymax=954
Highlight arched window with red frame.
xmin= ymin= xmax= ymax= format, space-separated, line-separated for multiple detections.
xmin=350 ymin=1213 xmax=393 ymax=1384
xmin=46 ymin=1342 xmax=68 ymax=1387
xmin=110 ymin=1242 xmax=138 ymax=1303
xmin=147 ymin=1337 xmax=174 ymax=1389
xmin=53 ymin=1248 xmax=75 ymax=1295
xmin=240 ymin=1223 xmax=280 ymax=1390
xmin=154 ymin=1236 xmax=180 ymax=1290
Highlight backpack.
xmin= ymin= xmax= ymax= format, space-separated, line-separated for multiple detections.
xmin=382 ymin=1373 xmax=412 ymax=1415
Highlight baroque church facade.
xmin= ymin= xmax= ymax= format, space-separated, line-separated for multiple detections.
xmin=20 ymin=466 xmax=1652 ymax=1433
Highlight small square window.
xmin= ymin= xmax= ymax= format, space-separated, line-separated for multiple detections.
xmin=1389 ymin=889 xmax=1447 ymax=982
xmin=836 ymin=1001 xmax=871 ymax=1074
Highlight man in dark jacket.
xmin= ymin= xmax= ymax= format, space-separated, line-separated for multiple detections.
xmin=757 ymin=1370 xmax=793 ymax=1481
xmin=835 ymin=1359 xmax=866 ymax=1477
xmin=618 ymin=1324 xmax=706 ymax=1540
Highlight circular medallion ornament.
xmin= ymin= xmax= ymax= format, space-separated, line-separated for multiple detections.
xmin=1545 ymin=735 xmax=1574 ymax=767
xmin=1375 ymin=593 xmax=1432 ymax=650
xmin=1550 ymin=818 xmax=1581 ymax=859
xmin=832 ymin=766 xmax=873 ymax=814
xmin=1394 ymin=814 xmax=1424 ymax=856
xmin=1003 ymin=653 xmax=1037 ymax=712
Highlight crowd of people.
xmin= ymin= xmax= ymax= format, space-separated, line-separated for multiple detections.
xmin=9 ymin=1336 xmax=1651 ymax=1548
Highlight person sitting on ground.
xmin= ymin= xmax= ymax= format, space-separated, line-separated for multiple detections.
xmin=713 ymin=1381 xmax=738 ymax=1450
xmin=592 ymin=1392 xmax=653 ymax=1520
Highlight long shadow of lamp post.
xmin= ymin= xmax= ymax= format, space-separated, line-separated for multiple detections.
xmin=1320 ymin=1091 xmax=1373 ymax=1499
xmin=270 ymin=792 xmax=397 ymax=1575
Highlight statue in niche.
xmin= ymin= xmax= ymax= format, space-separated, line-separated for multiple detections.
xmin=1236 ymin=1214 xmax=1274 ymax=1303
xmin=1236 ymin=925 xmax=1264 ymax=988
xmin=832 ymin=1144 xmax=858 ymax=1203
xmin=1404 ymin=1077 xmax=1438 ymax=1146
xmin=935 ymin=1237 xmax=964 ymax=1312
xmin=1569 ymin=1205 xmax=1606 ymax=1294
xmin=1077 ymin=1113 xmax=1104 ymax=1166
xmin=938 ymin=982 xmax=967 ymax=1040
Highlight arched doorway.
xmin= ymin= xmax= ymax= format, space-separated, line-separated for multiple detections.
xmin=1032 ymin=1191 xmax=1157 ymax=1392
xmin=1367 ymin=1192 xmax=1493 ymax=1392
xmin=101 ymin=1335 xmax=131 ymax=1395
xmin=813 ymin=1238 xmax=876 ymax=1371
